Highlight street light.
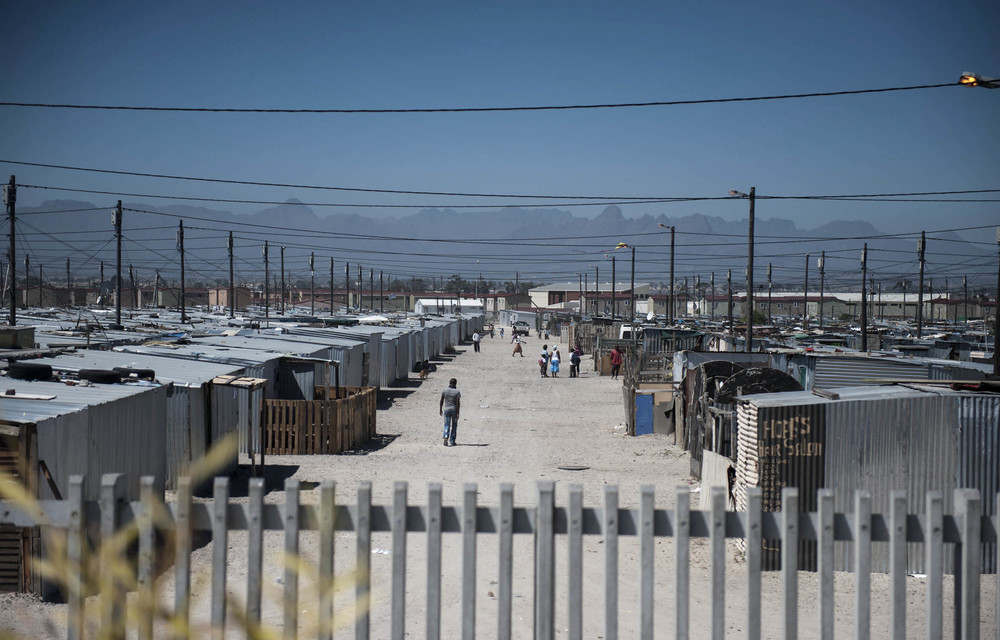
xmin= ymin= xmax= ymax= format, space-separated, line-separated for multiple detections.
xmin=589 ymin=264 xmax=599 ymax=315
xmin=959 ymin=71 xmax=999 ymax=89
xmin=657 ymin=223 xmax=676 ymax=325
xmin=729 ymin=188 xmax=756 ymax=352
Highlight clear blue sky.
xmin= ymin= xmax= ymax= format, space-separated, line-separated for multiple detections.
xmin=4 ymin=0 xmax=998 ymax=233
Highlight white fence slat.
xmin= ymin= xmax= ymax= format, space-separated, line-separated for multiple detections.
xmin=889 ymin=490 xmax=906 ymax=640
xmin=568 ymin=485 xmax=583 ymax=640
xmin=709 ymin=487 xmax=725 ymax=640
xmin=283 ymin=479 xmax=300 ymax=640
xmin=426 ymin=483 xmax=442 ymax=640
xmin=246 ymin=478 xmax=265 ymax=636
xmin=463 ymin=484 xmax=478 ymax=640
xmin=535 ymin=481 xmax=555 ymax=640
xmin=100 ymin=474 xmax=126 ymax=640
xmin=746 ymin=487 xmax=762 ymax=640
xmin=818 ymin=490 xmax=834 ymax=640
xmin=640 ymin=486 xmax=655 ymax=640
xmin=498 ymin=484 xmax=514 ymax=640
xmin=319 ymin=481 xmax=336 ymax=640
xmin=391 ymin=482 xmax=407 ymax=640
xmin=925 ymin=491 xmax=943 ymax=640
xmin=995 ymin=493 xmax=999 ymax=640
xmin=138 ymin=477 xmax=156 ymax=640
xmin=675 ymin=487 xmax=690 ymax=640
xmin=781 ymin=487 xmax=799 ymax=640
xmin=211 ymin=478 xmax=229 ymax=640
xmin=356 ymin=481 xmax=372 ymax=640
xmin=854 ymin=491 xmax=871 ymax=640
xmin=954 ymin=489 xmax=981 ymax=640
xmin=604 ymin=485 xmax=619 ymax=640
xmin=67 ymin=475 xmax=85 ymax=640
xmin=174 ymin=477 xmax=192 ymax=640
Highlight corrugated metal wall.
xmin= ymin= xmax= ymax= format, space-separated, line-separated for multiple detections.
xmin=813 ymin=357 xmax=926 ymax=389
xmin=825 ymin=394 xmax=958 ymax=573
xmin=164 ymin=385 xmax=210 ymax=491
xmin=956 ymin=395 xmax=1000 ymax=573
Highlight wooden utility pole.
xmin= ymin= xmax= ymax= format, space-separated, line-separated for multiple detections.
xmin=861 ymin=244 xmax=869 ymax=351
xmin=379 ymin=270 xmax=384 ymax=313
xmin=803 ymin=253 xmax=809 ymax=329
xmin=726 ymin=269 xmax=733 ymax=331
xmin=129 ymin=264 xmax=136 ymax=308
xmin=611 ymin=256 xmax=617 ymax=319
xmin=177 ymin=220 xmax=187 ymax=323
xmin=114 ymin=200 xmax=123 ymax=327
xmin=4 ymin=175 xmax=15 ymax=325
xmin=263 ymin=242 xmax=269 ymax=324
xmin=710 ymin=272 xmax=716 ymax=322
xmin=917 ymin=231 xmax=926 ymax=337
xmin=66 ymin=259 xmax=72 ymax=307
xmin=329 ymin=257 xmax=334 ymax=313
xmin=670 ymin=226 xmax=675 ymax=324
xmin=280 ymin=246 xmax=286 ymax=315
xmin=309 ymin=253 xmax=315 ymax=316
xmin=818 ymin=252 xmax=825 ymax=329
xmin=228 ymin=231 xmax=235 ymax=318
xmin=767 ymin=263 xmax=772 ymax=324
xmin=745 ymin=187 xmax=755 ymax=352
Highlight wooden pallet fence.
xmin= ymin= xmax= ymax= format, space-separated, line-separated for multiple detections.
xmin=263 ymin=386 xmax=376 ymax=455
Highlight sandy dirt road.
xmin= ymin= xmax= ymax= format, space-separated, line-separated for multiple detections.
xmin=2 ymin=330 xmax=995 ymax=638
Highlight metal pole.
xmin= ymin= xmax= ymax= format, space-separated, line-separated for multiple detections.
xmin=358 ymin=264 xmax=362 ymax=310
xmin=818 ymin=252 xmax=825 ymax=330
xmin=861 ymin=244 xmax=868 ymax=351
xmin=711 ymin=272 xmax=716 ymax=322
xmin=727 ymin=269 xmax=733 ymax=331
xmin=37 ymin=263 xmax=42 ymax=307
xmin=594 ymin=266 xmax=598 ymax=315
xmin=803 ymin=253 xmax=809 ymax=329
xmin=228 ymin=231 xmax=235 ymax=318
xmin=369 ymin=269 xmax=374 ymax=311
xmin=917 ymin=231 xmax=926 ymax=338
xmin=630 ymin=246 xmax=635 ymax=329
xmin=767 ymin=263 xmax=772 ymax=324
xmin=345 ymin=262 xmax=350 ymax=310
xmin=746 ymin=187 xmax=755 ymax=352
xmin=100 ymin=261 xmax=105 ymax=306
xmin=379 ymin=270 xmax=384 ymax=313
xmin=670 ymin=226 xmax=675 ymax=325
xmin=279 ymin=247 xmax=286 ymax=315
xmin=963 ymin=275 xmax=968 ymax=323
xmin=66 ymin=258 xmax=72 ymax=307
xmin=263 ymin=242 xmax=269 ymax=324
xmin=4 ymin=175 xmax=15 ymax=325
xmin=310 ymin=253 xmax=315 ymax=316
xmin=129 ymin=264 xmax=136 ymax=309
xmin=330 ymin=258 xmax=334 ymax=314
xmin=178 ymin=221 xmax=186 ymax=323
xmin=115 ymin=200 xmax=122 ymax=327
xmin=611 ymin=256 xmax=617 ymax=319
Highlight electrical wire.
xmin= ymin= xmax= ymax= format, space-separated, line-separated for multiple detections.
xmin=0 ymin=81 xmax=962 ymax=113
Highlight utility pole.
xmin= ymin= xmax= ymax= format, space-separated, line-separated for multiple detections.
xmin=710 ymin=272 xmax=716 ymax=322
xmin=917 ymin=231 xmax=926 ymax=338
xmin=767 ymin=263 xmax=772 ymax=324
xmin=100 ymin=261 xmax=104 ymax=306
xmin=929 ymin=279 xmax=935 ymax=323
xmin=154 ymin=269 xmax=160 ymax=307
xmin=515 ymin=272 xmax=519 ymax=312
xmin=369 ymin=269 xmax=374 ymax=311
xmin=309 ymin=253 xmax=315 ymax=316
xmin=4 ymin=175 xmax=15 ymax=325
xmin=727 ymin=269 xmax=733 ymax=332
xmin=66 ymin=258 xmax=72 ymax=307
xmin=228 ymin=231 xmax=235 ymax=318
xmin=629 ymin=245 xmax=635 ymax=329
xmin=177 ymin=221 xmax=186 ymax=323
xmin=129 ymin=264 xmax=136 ymax=309
xmin=37 ymin=262 xmax=42 ymax=307
xmin=861 ymin=244 xmax=868 ymax=351
xmin=263 ymin=242 xmax=269 ymax=324
xmin=963 ymin=275 xmax=968 ymax=323
xmin=24 ymin=256 xmax=29 ymax=307
xmin=611 ymin=255 xmax=617 ymax=319
xmin=902 ymin=281 xmax=907 ymax=321
xmin=330 ymin=258 xmax=334 ymax=314
xmin=818 ymin=252 xmax=825 ymax=330
xmin=994 ymin=227 xmax=1000 ymax=376
xmin=878 ymin=280 xmax=882 ymax=322
xmin=279 ymin=247 xmax=286 ymax=315
xmin=745 ymin=187 xmax=755 ymax=352
xmin=593 ymin=266 xmax=598 ymax=315
xmin=578 ymin=273 xmax=582 ymax=316
xmin=803 ymin=253 xmax=809 ymax=329
xmin=379 ymin=270 xmax=384 ymax=313
xmin=114 ymin=200 xmax=123 ymax=327
xmin=358 ymin=264 xmax=363 ymax=310
xmin=344 ymin=262 xmax=350 ymax=309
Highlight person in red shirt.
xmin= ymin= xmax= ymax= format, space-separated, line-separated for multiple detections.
xmin=610 ymin=346 xmax=623 ymax=380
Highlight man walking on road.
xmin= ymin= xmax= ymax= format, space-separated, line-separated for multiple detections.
xmin=472 ymin=330 xmax=481 ymax=353
xmin=439 ymin=378 xmax=461 ymax=446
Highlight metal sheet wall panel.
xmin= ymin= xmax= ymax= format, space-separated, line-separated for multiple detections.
xmin=956 ymin=395 xmax=1000 ymax=572
xmin=813 ymin=357 xmax=925 ymax=389
xmin=34 ymin=412 xmax=90 ymax=501
xmin=825 ymin=395 xmax=958 ymax=573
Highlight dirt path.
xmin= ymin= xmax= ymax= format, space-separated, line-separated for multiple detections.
xmin=2 ymin=331 xmax=995 ymax=638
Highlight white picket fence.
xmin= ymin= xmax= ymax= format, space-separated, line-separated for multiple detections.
xmin=1 ymin=474 xmax=997 ymax=639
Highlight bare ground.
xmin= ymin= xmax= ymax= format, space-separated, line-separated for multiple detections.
xmin=1 ymin=332 xmax=996 ymax=638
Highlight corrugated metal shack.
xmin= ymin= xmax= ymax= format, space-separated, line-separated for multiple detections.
xmin=769 ymin=351 xmax=991 ymax=390
xmin=735 ymin=384 xmax=999 ymax=573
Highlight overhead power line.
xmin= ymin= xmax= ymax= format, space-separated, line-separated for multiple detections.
xmin=0 ymin=81 xmax=961 ymax=114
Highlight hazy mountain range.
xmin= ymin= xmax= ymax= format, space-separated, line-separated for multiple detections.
xmin=19 ymin=200 xmax=995 ymax=293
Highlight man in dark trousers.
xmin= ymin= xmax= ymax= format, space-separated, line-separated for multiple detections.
xmin=439 ymin=377 xmax=461 ymax=446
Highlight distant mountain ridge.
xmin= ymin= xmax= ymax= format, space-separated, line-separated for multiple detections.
xmin=18 ymin=200 xmax=991 ymax=290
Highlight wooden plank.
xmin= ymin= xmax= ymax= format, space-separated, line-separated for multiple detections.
xmin=498 ymin=484 xmax=513 ymax=640
xmin=604 ymin=486 xmax=620 ymax=640
xmin=356 ymin=482 xmax=372 ymax=640
xmin=889 ymin=491 xmax=906 ymax=640
xmin=781 ymin=487 xmax=798 ymax=640
xmin=138 ymin=477 xmax=156 ymax=640
xmin=427 ymin=483 xmax=442 ymax=640
xmin=283 ymin=479 xmax=300 ymax=640
xmin=709 ymin=487 xmax=725 ymax=640
xmin=391 ymin=482 xmax=407 ymax=640
xmin=67 ymin=475 xmax=85 ymax=640
xmin=211 ymin=478 xmax=229 ymax=640
xmin=462 ymin=483 xmax=478 ymax=640
xmin=536 ymin=481 xmax=555 ymax=640
xmin=746 ymin=487 xmax=762 ymax=640
xmin=925 ymin=492 xmax=943 ymax=640
xmin=818 ymin=490 xmax=834 ymax=640
xmin=854 ymin=491 xmax=871 ymax=640
xmin=247 ymin=478 xmax=265 ymax=636
xmin=568 ymin=485 xmax=583 ymax=640
xmin=319 ymin=481 xmax=336 ymax=640
xmin=100 ymin=474 xmax=126 ymax=640
xmin=640 ymin=486 xmax=655 ymax=640
xmin=174 ymin=477 xmax=192 ymax=640
xmin=954 ymin=489 xmax=981 ymax=640
xmin=675 ymin=487 xmax=689 ymax=640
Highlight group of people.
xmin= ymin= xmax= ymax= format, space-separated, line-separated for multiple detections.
xmin=538 ymin=343 xmax=583 ymax=378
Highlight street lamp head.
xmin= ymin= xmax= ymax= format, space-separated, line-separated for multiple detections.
xmin=728 ymin=189 xmax=748 ymax=197
xmin=959 ymin=71 xmax=998 ymax=89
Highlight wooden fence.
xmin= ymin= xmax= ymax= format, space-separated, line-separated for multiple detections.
xmin=263 ymin=386 xmax=376 ymax=455
xmin=1 ymin=476 xmax=996 ymax=639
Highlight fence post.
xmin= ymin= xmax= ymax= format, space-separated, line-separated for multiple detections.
xmin=67 ymin=475 xmax=85 ymax=640
xmin=640 ymin=485 xmax=655 ymax=639
xmin=138 ymin=477 xmax=157 ymax=640
xmin=498 ymin=484 xmax=514 ymax=640
xmin=709 ymin=486 xmax=726 ymax=640
xmin=211 ymin=478 xmax=230 ymax=640
xmin=247 ymin=478 xmax=265 ymax=635
xmin=568 ymin=484 xmax=584 ymax=640
xmin=604 ymin=485 xmax=619 ymax=640
xmin=427 ymin=483 xmax=443 ymax=640
xmin=925 ymin=491 xmax=944 ymax=640
xmin=676 ymin=486 xmax=691 ymax=640
xmin=391 ymin=482 xmax=408 ymax=640
xmin=954 ymin=488 xmax=981 ymax=640
xmin=817 ymin=489 xmax=834 ymax=640
xmin=535 ymin=481 xmax=555 ymax=640
xmin=746 ymin=487 xmax=762 ymax=640
xmin=854 ymin=491 xmax=872 ymax=640
xmin=781 ymin=487 xmax=799 ymax=640
xmin=319 ymin=481 xmax=336 ymax=640
xmin=356 ymin=482 xmax=372 ymax=640
xmin=100 ymin=473 xmax=127 ymax=640
xmin=462 ymin=483 xmax=478 ymax=640
xmin=889 ymin=491 xmax=907 ymax=639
